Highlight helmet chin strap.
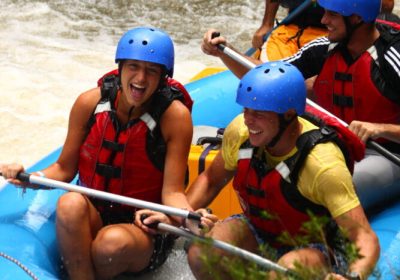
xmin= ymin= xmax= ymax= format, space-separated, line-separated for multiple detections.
xmin=267 ymin=114 xmax=296 ymax=148
xmin=342 ymin=16 xmax=364 ymax=46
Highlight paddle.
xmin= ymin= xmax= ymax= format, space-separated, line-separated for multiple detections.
xmin=245 ymin=0 xmax=314 ymax=56
xmin=212 ymin=38 xmax=400 ymax=167
xmin=0 ymin=171 xmax=202 ymax=222
xmin=140 ymin=215 xmax=300 ymax=278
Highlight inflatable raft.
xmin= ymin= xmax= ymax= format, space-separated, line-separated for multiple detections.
xmin=1 ymin=69 xmax=400 ymax=279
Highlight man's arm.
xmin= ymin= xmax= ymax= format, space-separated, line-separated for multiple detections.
xmin=333 ymin=206 xmax=380 ymax=279
xmin=201 ymin=29 xmax=262 ymax=79
xmin=284 ymin=37 xmax=331 ymax=79
xmin=186 ymin=151 xmax=235 ymax=210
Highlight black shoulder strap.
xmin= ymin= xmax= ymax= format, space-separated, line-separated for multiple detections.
xmin=100 ymin=74 xmax=119 ymax=102
xmin=86 ymin=75 xmax=119 ymax=132
xmin=289 ymin=127 xmax=337 ymax=185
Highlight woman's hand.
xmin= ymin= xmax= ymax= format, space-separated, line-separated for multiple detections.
xmin=0 ymin=163 xmax=30 ymax=187
xmin=134 ymin=209 xmax=173 ymax=235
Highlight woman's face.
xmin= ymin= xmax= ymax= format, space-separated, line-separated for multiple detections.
xmin=120 ymin=59 xmax=163 ymax=108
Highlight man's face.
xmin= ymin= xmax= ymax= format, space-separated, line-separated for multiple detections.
xmin=243 ymin=108 xmax=279 ymax=147
xmin=321 ymin=9 xmax=347 ymax=42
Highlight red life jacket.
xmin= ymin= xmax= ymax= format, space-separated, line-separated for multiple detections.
xmin=313 ymin=46 xmax=400 ymax=126
xmin=233 ymin=112 xmax=364 ymax=247
xmin=78 ymin=71 xmax=192 ymax=214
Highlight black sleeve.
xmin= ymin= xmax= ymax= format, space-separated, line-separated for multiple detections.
xmin=379 ymin=39 xmax=400 ymax=104
xmin=284 ymin=37 xmax=330 ymax=79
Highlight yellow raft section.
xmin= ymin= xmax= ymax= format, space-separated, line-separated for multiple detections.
xmin=186 ymin=68 xmax=242 ymax=219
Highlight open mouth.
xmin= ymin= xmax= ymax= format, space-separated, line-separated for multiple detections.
xmin=130 ymin=84 xmax=146 ymax=99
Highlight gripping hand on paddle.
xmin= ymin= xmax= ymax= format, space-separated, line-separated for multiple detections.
xmin=349 ymin=120 xmax=400 ymax=144
xmin=201 ymin=29 xmax=227 ymax=57
xmin=135 ymin=210 xmax=174 ymax=235
xmin=184 ymin=208 xmax=218 ymax=235
xmin=0 ymin=163 xmax=47 ymax=190
xmin=135 ymin=208 xmax=218 ymax=236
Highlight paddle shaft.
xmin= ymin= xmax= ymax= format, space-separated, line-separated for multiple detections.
xmin=1 ymin=172 xmax=201 ymax=221
xmin=245 ymin=0 xmax=314 ymax=56
xmin=156 ymin=222 xmax=299 ymax=277
xmin=216 ymin=43 xmax=400 ymax=167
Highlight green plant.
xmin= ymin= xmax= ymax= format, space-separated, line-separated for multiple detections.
xmin=196 ymin=211 xmax=375 ymax=280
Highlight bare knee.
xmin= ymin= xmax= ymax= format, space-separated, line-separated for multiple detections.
xmin=56 ymin=192 xmax=90 ymax=226
xmin=92 ymin=225 xmax=152 ymax=277
xmin=278 ymin=248 xmax=326 ymax=270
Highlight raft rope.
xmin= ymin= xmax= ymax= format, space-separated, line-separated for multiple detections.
xmin=0 ymin=251 xmax=39 ymax=280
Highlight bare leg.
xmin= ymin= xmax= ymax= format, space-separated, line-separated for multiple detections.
xmin=92 ymin=224 xmax=154 ymax=279
xmin=56 ymin=192 xmax=102 ymax=280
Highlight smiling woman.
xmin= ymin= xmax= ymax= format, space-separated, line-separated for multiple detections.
xmin=0 ymin=25 xmax=205 ymax=280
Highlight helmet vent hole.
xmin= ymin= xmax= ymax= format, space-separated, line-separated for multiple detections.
xmin=264 ymin=69 xmax=270 ymax=74
xmin=142 ymin=40 xmax=148 ymax=45
xmin=128 ymin=39 xmax=134 ymax=44
xmin=279 ymin=68 xmax=285 ymax=73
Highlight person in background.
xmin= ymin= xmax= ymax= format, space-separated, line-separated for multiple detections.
xmin=1 ymin=27 xmax=215 ymax=280
xmin=201 ymin=0 xmax=400 ymax=210
xmin=252 ymin=0 xmax=327 ymax=62
xmin=252 ymin=0 xmax=397 ymax=62
xmin=186 ymin=61 xmax=379 ymax=280
xmin=382 ymin=0 xmax=395 ymax=15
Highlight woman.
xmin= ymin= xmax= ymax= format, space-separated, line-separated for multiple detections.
xmin=1 ymin=27 xmax=216 ymax=280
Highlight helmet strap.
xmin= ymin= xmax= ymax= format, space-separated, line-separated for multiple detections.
xmin=117 ymin=61 xmax=124 ymax=87
xmin=343 ymin=16 xmax=364 ymax=45
xmin=267 ymin=114 xmax=296 ymax=148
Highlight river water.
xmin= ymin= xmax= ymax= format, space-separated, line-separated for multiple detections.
xmin=0 ymin=0 xmax=266 ymax=170
xmin=0 ymin=1 xmax=399 ymax=279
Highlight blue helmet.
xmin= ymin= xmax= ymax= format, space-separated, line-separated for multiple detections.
xmin=318 ymin=0 xmax=381 ymax=23
xmin=236 ymin=61 xmax=306 ymax=115
xmin=115 ymin=27 xmax=175 ymax=76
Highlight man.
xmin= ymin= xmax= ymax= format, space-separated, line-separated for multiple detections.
xmin=201 ymin=0 xmax=400 ymax=209
xmin=187 ymin=61 xmax=379 ymax=280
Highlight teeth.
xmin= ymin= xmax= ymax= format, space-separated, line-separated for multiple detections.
xmin=249 ymin=129 xmax=262 ymax=135
xmin=131 ymin=84 xmax=145 ymax=90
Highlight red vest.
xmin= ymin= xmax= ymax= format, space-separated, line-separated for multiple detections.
xmin=232 ymin=113 xmax=364 ymax=247
xmin=233 ymin=144 xmax=329 ymax=246
xmin=313 ymin=48 xmax=400 ymax=126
